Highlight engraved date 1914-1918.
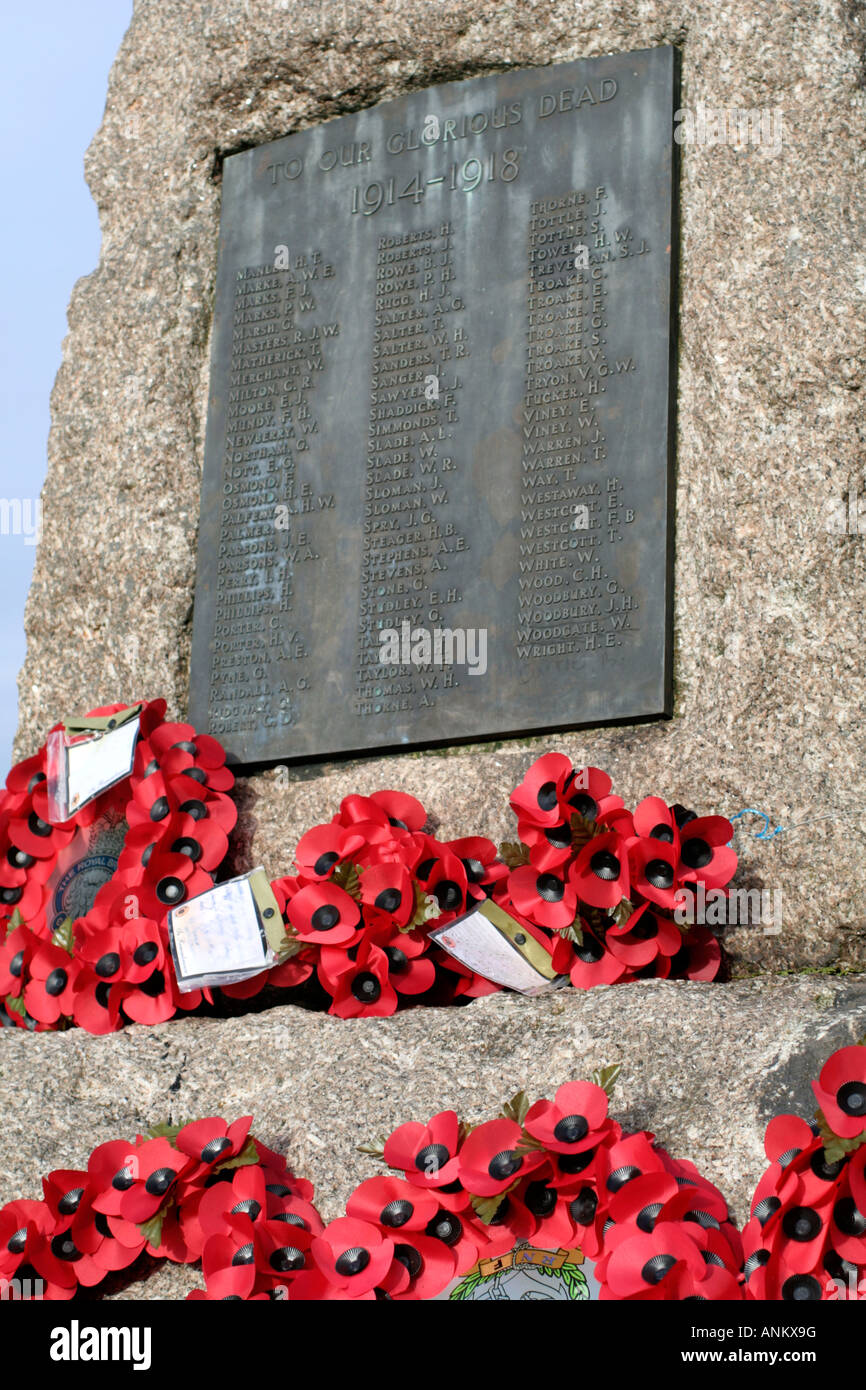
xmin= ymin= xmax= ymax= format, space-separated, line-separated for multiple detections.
xmin=351 ymin=151 xmax=520 ymax=215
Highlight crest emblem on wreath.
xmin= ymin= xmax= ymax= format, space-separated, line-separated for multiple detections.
xmin=445 ymin=1241 xmax=595 ymax=1301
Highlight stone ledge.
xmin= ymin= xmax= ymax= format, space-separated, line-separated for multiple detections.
xmin=1 ymin=974 xmax=864 ymax=1298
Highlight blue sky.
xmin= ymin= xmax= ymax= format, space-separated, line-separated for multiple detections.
xmin=0 ymin=3 xmax=133 ymax=770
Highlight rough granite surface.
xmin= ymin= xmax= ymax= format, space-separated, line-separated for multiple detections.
xmin=0 ymin=976 xmax=864 ymax=1299
xmin=13 ymin=0 xmax=866 ymax=974
xmin=5 ymin=0 xmax=866 ymax=1301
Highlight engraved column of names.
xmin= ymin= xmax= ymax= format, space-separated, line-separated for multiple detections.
xmin=355 ymin=223 xmax=470 ymax=717
xmin=518 ymin=188 xmax=640 ymax=662
xmin=209 ymin=252 xmax=340 ymax=738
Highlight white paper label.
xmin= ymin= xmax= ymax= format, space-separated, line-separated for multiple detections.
xmin=430 ymin=909 xmax=556 ymax=996
xmin=66 ymin=718 xmax=140 ymax=814
xmin=170 ymin=876 xmax=268 ymax=985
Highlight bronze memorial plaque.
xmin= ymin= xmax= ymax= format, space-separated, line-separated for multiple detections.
xmin=189 ymin=46 xmax=680 ymax=764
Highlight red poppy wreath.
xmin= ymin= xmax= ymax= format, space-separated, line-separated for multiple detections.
xmin=263 ymin=750 xmax=733 ymax=1019
xmin=0 ymin=700 xmax=237 ymax=1033
xmin=0 ymin=729 xmax=737 ymax=1032
xmin=3 ymin=1042 xmax=864 ymax=1302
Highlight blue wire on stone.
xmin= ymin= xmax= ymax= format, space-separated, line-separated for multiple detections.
xmin=728 ymin=809 xmax=785 ymax=841
xmin=728 ymin=807 xmax=866 ymax=842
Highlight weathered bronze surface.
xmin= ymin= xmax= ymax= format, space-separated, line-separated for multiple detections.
xmin=190 ymin=46 xmax=680 ymax=764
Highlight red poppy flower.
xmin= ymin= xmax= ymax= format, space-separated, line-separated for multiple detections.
xmin=71 ymin=967 xmax=128 ymax=1034
xmin=23 ymin=940 xmax=80 ymax=1024
xmin=551 ymin=929 xmax=629 ymax=989
xmin=377 ymin=928 xmax=436 ymax=997
xmin=69 ymin=1194 xmax=146 ymax=1281
xmin=663 ymin=924 xmax=722 ymax=982
xmin=133 ymin=849 xmax=213 ymax=920
xmin=401 ymin=831 xmax=440 ymax=879
xmin=826 ymin=1152 xmax=866 ymax=1267
xmin=122 ymin=963 xmax=197 ymax=1025
xmin=262 ymin=951 xmax=315 ymax=993
xmin=198 ymin=1229 xmax=259 ymax=1299
xmin=41 ymin=1168 xmax=89 ymax=1231
xmin=0 ymin=851 xmax=54 ymax=925
xmin=346 ymin=1176 xmax=440 ymax=1233
xmin=744 ymin=1239 xmax=832 ymax=1303
xmin=335 ymin=794 xmax=399 ymax=839
xmin=570 ymin=831 xmax=630 ymax=911
xmin=0 ymin=924 xmax=34 ymax=996
xmin=73 ymin=922 xmax=124 ymax=977
xmin=632 ymin=795 xmax=680 ymax=845
xmin=154 ymin=1202 xmax=206 ymax=1265
xmin=812 ymin=1045 xmax=866 ymax=1140
xmin=311 ymin=1216 xmax=395 ymax=1297
xmin=739 ymin=1218 xmax=780 ymax=1300
xmin=603 ymin=1221 xmax=707 ymax=1298
xmin=114 ymin=916 xmax=167 ymax=985
xmin=287 ymin=882 xmax=362 ymax=947
xmin=848 ymin=1145 xmax=866 ymax=1218
xmin=388 ymin=1231 xmax=457 ymax=1298
xmin=418 ymin=850 xmax=470 ymax=920
xmin=458 ymin=1118 xmax=544 ymax=1198
xmin=509 ymin=864 xmax=577 ymax=929
xmin=428 ymin=947 xmax=501 ymax=1001
xmin=558 ymin=1179 xmax=609 ymax=1260
xmin=677 ymin=816 xmax=737 ymax=890
xmin=0 ymin=1198 xmax=78 ymax=1297
xmin=167 ymin=775 xmax=236 ymax=837
xmin=605 ymin=903 xmax=682 ymax=968
xmin=516 ymin=818 xmax=578 ymax=872
xmin=627 ymin=838 xmax=680 ymax=911
xmin=420 ymin=1202 xmax=490 ymax=1270
xmin=175 ymin=1116 xmax=253 ymax=1179
xmin=105 ymin=1137 xmax=192 ymax=1223
xmin=658 ymin=1198 xmax=742 ymax=1280
xmin=366 ymin=790 xmax=427 ymax=833
xmin=384 ymin=1109 xmax=462 ymax=1190
xmin=145 ymin=723 xmax=235 ymax=794
xmin=605 ymin=1170 xmax=681 ymax=1243
xmin=775 ymin=1197 xmax=835 ymax=1274
xmin=252 ymin=1215 xmax=315 ymax=1291
xmin=198 ymin=1164 xmax=269 ymax=1245
xmin=5 ymin=750 xmax=48 ymax=798
xmin=360 ymin=862 xmax=415 ymax=929
xmin=525 ymin=1081 xmax=610 ymax=1154
xmin=139 ymin=811 xmax=226 ymax=889
xmin=748 ymin=1167 xmax=786 ymax=1242
xmin=596 ymin=805 xmax=636 ymax=840
xmin=145 ymin=718 xmax=223 ymax=763
xmin=658 ymin=1154 xmax=736 ymax=1234
xmin=501 ymin=1171 xmax=582 ymax=1246
xmin=295 ymin=824 xmax=366 ymax=881
xmin=310 ymin=943 xmax=353 ymax=993
xmin=8 ymin=788 xmax=76 ymax=860
xmin=257 ymin=1152 xmax=314 ymax=1203
xmin=601 ymin=1131 xmax=668 ymax=1201
xmin=329 ymin=940 xmax=397 ymax=1019
xmin=511 ymin=754 xmax=610 ymax=827
xmin=121 ymin=812 xmax=228 ymax=879
xmin=120 ymin=972 xmax=179 ymax=1030
xmin=265 ymin=1192 xmax=324 ymax=1240
xmin=125 ymin=769 xmax=178 ymax=831
xmin=545 ymin=1125 xmax=615 ymax=1192
xmin=271 ymin=873 xmax=302 ymax=916
xmin=38 ymin=1172 xmax=141 ymax=1287
xmin=763 ymin=1114 xmax=814 ymax=1170
xmin=447 ymin=836 xmax=507 ymax=900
